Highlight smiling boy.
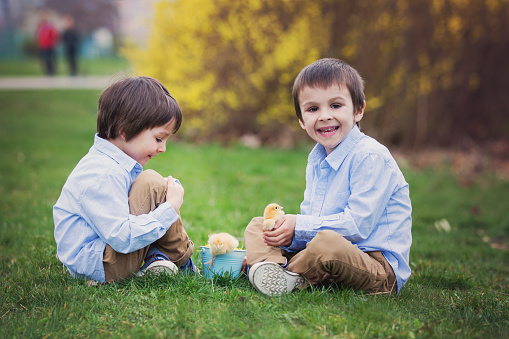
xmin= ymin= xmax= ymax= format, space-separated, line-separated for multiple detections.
xmin=245 ymin=58 xmax=412 ymax=296
xmin=54 ymin=76 xmax=195 ymax=284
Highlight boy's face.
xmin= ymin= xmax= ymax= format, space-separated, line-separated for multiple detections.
xmin=298 ymin=84 xmax=364 ymax=155
xmin=117 ymin=119 xmax=176 ymax=166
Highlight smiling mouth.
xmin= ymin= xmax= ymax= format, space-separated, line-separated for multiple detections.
xmin=318 ymin=126 xmax=339 ymax=135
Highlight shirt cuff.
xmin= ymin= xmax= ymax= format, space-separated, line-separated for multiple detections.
xmin=294 ymin=214 xmax=317 ymax=242
xmin=278 ymin=215 xmax=310 ymax=252
xmin=151 ymin=202 xmax=179 ymax=228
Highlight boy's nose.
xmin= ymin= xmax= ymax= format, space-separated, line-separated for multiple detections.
xmin=158 ymin=143 xmax=166 ymax=153
xmin=319 ymin=110 xmax=333 ymax=120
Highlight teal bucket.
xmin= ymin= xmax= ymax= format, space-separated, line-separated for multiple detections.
xmin=200 ymin=246 xmax=246 ymax=279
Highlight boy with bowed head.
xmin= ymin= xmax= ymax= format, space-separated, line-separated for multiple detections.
xmin=54 ymin=76 xmax=196 ymax=284
xmin=245 ymin=58 xmax=412 ymax=295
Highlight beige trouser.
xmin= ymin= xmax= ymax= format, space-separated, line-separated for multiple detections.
xmin=103 ymin=169 xmax=194 ymax=282
xmin=244 ymin=217 xmax=397 ymax=294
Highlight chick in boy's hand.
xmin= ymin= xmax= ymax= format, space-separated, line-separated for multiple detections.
xmin=263 ymin=203 xmax=285 ymax=231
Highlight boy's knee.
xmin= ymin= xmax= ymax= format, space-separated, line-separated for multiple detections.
xmin=133 ymin=169 xmax=166 ymax=190
xmin=129 ymin=170 xmax=167 ymax=210
xmin=307 ymin=230 xmax=349 ymax=258
xmin=244 ymin=217 xmax=265 ymax=248
xmin=244 ymin=217 xmax=264 ymax=234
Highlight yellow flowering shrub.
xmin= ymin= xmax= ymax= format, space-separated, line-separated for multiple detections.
xmin=124 ymin=0 xmax=509 ymax=147
xmin=124 ymin=0 xmax=329 ymax=142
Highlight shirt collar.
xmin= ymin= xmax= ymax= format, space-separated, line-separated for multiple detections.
xmin=308 ymin=125 xmax=364 ymax=171
xmin=92 ymin=134 xmax=142 ymax=174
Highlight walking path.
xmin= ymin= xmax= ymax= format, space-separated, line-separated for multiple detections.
xmin=0 ymin=76 xmax=113 ymax=90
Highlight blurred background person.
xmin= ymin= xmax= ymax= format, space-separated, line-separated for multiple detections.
xmin=61 ymin=14 xmax=80 ymax=76
xmin=35 ymin=10 xmax=59 ymax=76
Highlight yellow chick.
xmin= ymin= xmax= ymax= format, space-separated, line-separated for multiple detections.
xmin=263 ymin=203 xmax=285 ymax=230
xmin=205 ymin=232 xmax=239 ymax=267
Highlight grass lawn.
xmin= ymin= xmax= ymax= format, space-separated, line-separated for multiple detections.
xmin=0 ymin=89 xmax=508 ymax=338
xmin=0 ymin=56 xmax=132 ymax=77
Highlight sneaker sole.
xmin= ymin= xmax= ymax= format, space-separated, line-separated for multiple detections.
xmin=137 ymin=260 xmax=178 ymax=277
xmin=249 ymin=262 xmax=304 ymax=296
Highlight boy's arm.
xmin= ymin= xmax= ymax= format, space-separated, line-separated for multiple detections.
xmin=81 ymin=172 xmax=179 ymax=254
xmin=293 ymin=153 xmax=401 ymax=245
xmin=263 ymin=174 xmax=313 ymax=250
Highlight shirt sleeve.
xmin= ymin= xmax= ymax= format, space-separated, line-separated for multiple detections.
xmin=289 ymin=153 xmax=398 ymax=250
xmin=79 ymin=171 xmax=179 ymax=254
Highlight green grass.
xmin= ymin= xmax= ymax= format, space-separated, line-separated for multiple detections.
xmin=1 ymin=90 xmax=508 ymax=338
xmin=0 ymin=56 xmax=131 ymax=77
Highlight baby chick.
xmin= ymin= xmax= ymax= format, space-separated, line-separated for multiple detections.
xmin=263 ymin=203 xmax=285 ymax=230
xmin=205 ymin=232 xmax=239 ymax=267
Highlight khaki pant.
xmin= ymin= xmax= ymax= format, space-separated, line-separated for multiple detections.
xmin=244 ymin=217 xmax=397 ymax=294
xmin=103 ymin=170 xmax=194 ymax=282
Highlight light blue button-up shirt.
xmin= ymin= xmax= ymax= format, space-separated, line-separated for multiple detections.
xmin=53 ymin=134 xmax=179 ymax=282
xmin=282 ymin=125 xmax=412 ymax=291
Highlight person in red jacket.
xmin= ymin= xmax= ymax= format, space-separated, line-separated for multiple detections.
xmin=36 ymin=13 xmax=59 ymax=76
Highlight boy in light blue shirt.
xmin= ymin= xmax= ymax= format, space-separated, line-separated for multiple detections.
xmin=245 ymin=58 xmax=412 ymax=295
xmin=54 ymin=76 xmax=195 ymax=284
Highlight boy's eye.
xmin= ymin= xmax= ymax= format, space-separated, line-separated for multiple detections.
xmin=156 ymin=138 xmax=163 ymax=143
xmin=331 ymin=103 xmax=342 ymax=109
xmin=307 ymin=106 xmax=318 ymax=112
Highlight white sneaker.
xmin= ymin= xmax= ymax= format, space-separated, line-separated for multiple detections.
xmin=248 ymin=262 xmax=304 ymax=296
xmin=137 ymin=260 xmax=178 ymax=277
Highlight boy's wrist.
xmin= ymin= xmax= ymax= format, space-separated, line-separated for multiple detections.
xmin=152 ymin=201 xmax=180 ymax=227
xmin=294 ymin=214 xmax=314 ymax=235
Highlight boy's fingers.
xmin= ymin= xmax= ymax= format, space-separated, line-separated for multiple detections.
xmin=170 ymin=176 xmax=181 ymax=185
xmin=263 ymin=230 xmax=282 ymax=244
xmin=166 ymin=176 xmax=182 ymax=187
xmin=265 ymin=236 xmax=285 ymax=247
xmin=263 ymin=225 xmax=292 ymax=247
xmin=262 ymin=229 xmax=277 ymax=237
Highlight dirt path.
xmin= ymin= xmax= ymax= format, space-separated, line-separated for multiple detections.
xmin=0 ymin=76 xmax=114 ymax=90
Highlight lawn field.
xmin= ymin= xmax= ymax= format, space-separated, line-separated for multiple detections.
xmin=0 ymin=89 xmax=508 ymax=338
xmin=0 ymin=57 xmax=131 ymax=77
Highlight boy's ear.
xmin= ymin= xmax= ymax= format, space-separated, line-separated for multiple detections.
xmin=354 ymin=101 xmax=366 ymax=122
xmin=118 ymin=129 xmax=127 ymax=141
xmin=298 ymin=119 xmax=306 ymax=130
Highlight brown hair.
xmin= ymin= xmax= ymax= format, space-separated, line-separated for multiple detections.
xmin=292 ymin=58 xmax=365 ymax=122
xmin=97 ymin=76 xmax=182 ymax=141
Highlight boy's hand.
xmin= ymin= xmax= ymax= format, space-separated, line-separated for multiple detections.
xmin=165 ymin=176 xmax=184 ymax=212
xmin=262 ymin=214 xmax=296 ymax=247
